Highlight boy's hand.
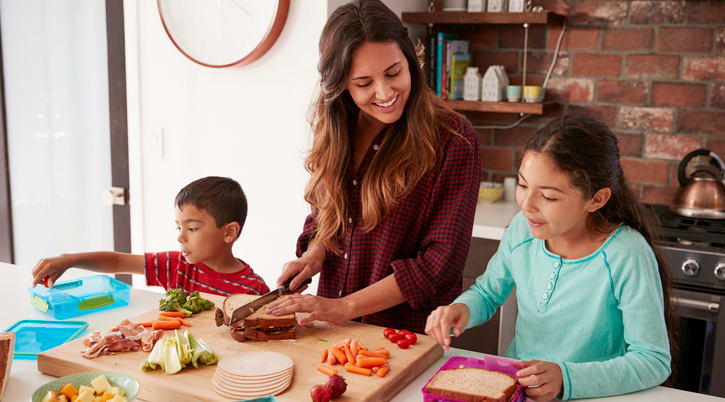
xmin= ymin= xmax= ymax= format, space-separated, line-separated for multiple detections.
xmin=32 ymin=255 xmax=72 ymax=288
xmin=424 ymin=303 xmax=470 ymax=351
xmin=277 ymin=242 xmax=325 ymax=291
xmin=516 ymin=360 xmax=563 ymax=401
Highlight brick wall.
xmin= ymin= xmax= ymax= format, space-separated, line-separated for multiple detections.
xmin=457 ymin=0 xmax=725 ymax=205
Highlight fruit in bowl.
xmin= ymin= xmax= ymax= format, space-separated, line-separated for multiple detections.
xmin=479 ymin=182 xmax=504 ymax=202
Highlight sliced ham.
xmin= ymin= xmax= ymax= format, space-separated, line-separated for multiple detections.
xmin=81 ymin=320 xmax=163 ymax=359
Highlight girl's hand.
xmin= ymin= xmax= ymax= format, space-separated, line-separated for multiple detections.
xmin=516 ymin=360 xmax=563 ymax=401
xmin=31 ymin=255 xmax=71 ymax=288
xmin=424 ymin=303 xmax=470 ymax=351
xmin=277 ymin=243 xmax=325 ymax=292
xmin=266 ymin=293 xmax=352 ymax=325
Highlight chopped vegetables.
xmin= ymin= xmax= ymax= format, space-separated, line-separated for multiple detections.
xmin=158 ymin=289 xmax=214 ymax=317
xmin=41 ymin=375 xmax=127 ymax=402
xmin=182 ymin=291 xmax=215 ymax=313
xmin=141 ymin=330 xmax=217 ymax=374
xmin=320 ymin=338 xmax=391 ymax=379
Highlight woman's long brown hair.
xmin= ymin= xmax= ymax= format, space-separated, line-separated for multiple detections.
xmin=524 ymin=114 xmax=678 ymax=382
xmin=306 ymin=0 xmax=455 ymax=253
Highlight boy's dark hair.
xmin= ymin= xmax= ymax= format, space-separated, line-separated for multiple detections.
xmin=524 ymin=114 xmax=678 ymax=384
xmin=174 ymin=176 xmax=247 ymax=238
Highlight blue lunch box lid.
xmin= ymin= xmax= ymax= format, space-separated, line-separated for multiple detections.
xmin=4 ymin=319 xmax=88 ymax=359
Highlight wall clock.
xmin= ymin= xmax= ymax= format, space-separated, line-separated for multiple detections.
xmin=157 ymin=0 xmax=290 ymax=68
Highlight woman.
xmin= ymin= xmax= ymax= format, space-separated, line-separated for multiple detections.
xmin=268 ymin=0 xmax=481 ymax=333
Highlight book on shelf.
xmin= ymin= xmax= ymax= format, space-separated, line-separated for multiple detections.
xmin=435 ymin=32 xmax=456 ymax=98
xmin=448 ymin=53 xmax=470 ymax=100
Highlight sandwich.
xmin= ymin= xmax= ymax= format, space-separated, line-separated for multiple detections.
xmin=218 ymin=294 xmax=297 ymax=342
xmin=425 ymin=367 xmax=517 ymax=402
xmin=0 ymin=332 xmax=15 ymax=401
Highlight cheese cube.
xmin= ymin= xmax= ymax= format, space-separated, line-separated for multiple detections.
xmin=78 ymin=385 xmax=95 ymax=395
xmin=94 ymin=397 xmax=103 ymax=402
xmin=58 ymin=395 xmax=68 ymax=402
xmin=91 ymin=375 xmax=112 ymax=394
xmin=108 ymin=396 xmax=128 ymax=402
xmin=75 ymin=390 xmax=95 ymax=402
xmin=41 ymin=391 xmax=57 ymax=402
xmin=109 ymin=386 xmax=125 ymax=397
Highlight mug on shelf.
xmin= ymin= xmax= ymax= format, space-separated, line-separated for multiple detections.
xmin=506 ymin=85 xmax=522 ymax=102
xmin=523 ymin=85 xmax=542 ymax=103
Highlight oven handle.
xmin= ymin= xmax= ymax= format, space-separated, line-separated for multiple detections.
xmin=671 ymin=296 xmax=719 ymax=313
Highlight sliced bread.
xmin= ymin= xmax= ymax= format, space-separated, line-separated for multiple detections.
xmin=222 ymin=294 xmax=296 ymax=328
xmin=0 ymin=331 xmax=15 ymax=401
xmin=425 ymin=367 xmax=517 ymax=402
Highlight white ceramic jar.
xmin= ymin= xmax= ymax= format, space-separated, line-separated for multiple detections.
xmin=463 ymin=67 xmax=481 ymax=101
xmin=467 ymin=0 xmax=485 ymax=12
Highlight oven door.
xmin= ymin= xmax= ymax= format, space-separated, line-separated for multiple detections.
xmin=671 ymin=288 xmax=725 ymax=397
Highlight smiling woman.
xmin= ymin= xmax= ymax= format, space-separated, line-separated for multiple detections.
xmin=268 ymin=0 xmax=482 ymax=333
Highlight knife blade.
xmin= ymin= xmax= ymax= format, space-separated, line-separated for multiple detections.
xmin=228 ymin=277 xmax=311 ymax=327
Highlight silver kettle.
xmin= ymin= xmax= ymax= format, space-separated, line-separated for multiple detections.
xmin=671 ymin=149 xmax=725 ymax=220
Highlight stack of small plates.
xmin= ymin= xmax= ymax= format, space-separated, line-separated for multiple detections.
xmin=212 ymin=351 xmax=294 ymax=399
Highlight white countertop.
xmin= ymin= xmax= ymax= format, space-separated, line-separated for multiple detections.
xmin=2 ymin=262 xmax=720 ymax=401
xmin=472 ymin=200 xmax=520 ymax=240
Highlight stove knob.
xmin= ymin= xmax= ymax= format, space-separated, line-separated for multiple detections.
xmin=715 ymin=264 xmax=725 ymax=281
xmin=682 ymin=258 xmax=700 ymax=277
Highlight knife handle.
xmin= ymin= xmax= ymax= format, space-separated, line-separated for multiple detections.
xmin=281 ymin=277 xmax=312 ymax=292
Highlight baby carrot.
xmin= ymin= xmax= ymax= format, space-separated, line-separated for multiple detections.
xmin=328 ymin=353 xmax=337 ymax=365
xmin=372 ymin=347 xmax=390 ymax=357
xmin=179 ymin=319 xmax=191 ymax=327
xmin=152 ymin=320 xmax=181 ymax=330
xmin=158 ymin=311 xmax=186 ymax=318
xmin=320 ymin=349 xmax=329 ymax=363
xmin=376 ymin=364 xmax=390 ymax=378
xmin=356 ymin=339 xmax=368 ymax=350
xmin=356 ymin=357 xmax=386 ymax=369
xmin=345 ymin=363 xmax=372 ymax=376
xmin=343 ymin=344 xmax=354 ymax=364
xmin=331 ymin=346 xmax=347 ymax=365
xmin=156 ymin=316 xmax=181 ymax=322
xmin=359 ymin=349 xmax=388 ymax=359
xmin=136 ymin=322 xmax=153 ymax=328
xmin=316 ymin=364 xmax=338 ymax=376
xmin=350 ymin=339 xmax=359 ymax=357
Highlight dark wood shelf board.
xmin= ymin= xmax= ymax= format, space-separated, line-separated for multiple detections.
xmin=401 ymin=11 xmax=563 ymax=25
xmin=447 ymin=100 xmax=543 ymax=115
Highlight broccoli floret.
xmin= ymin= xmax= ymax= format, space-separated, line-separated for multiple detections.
xmin=160 ymin=289 xmax=192 ymax=317
xmin=182 ymin=291 xmax=215 ymax=314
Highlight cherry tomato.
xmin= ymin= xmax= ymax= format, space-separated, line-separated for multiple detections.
xmin=404 ymin=332 xmax=417 ymax=345
xmin=383 ymin=328 xmax=396 ymax=338
xmin=388 ymin=333 xmax=402 ymax=343
xmin=398 ymin=329 xmax=412 ymax=335
xmin=396 ymin=339 xmax=410 ymax=349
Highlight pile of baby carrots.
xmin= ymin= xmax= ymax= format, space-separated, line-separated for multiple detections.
xmin=137 ymin=311 xmax=192 ymax=330
xmin=316 ymin=338 xmax=391 ymax=378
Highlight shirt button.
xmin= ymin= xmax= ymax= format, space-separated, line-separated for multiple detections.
xmin=338 ymin=289 xmax=342 ymax=297
xmin=554 ymin=261 xmax=560 ymax=268
xmin=550 ymin=272 xmax=555 ymax=279
xmin=543 ymin=293 xmax=549 ymax=300
xmin=547 ymin=283 xmax=552 ymax=290
xmin=352 ymin=179 xmax=358 ymax=186
xmin=344 ymin=253 xmax=348 ymax=259
xmin=373 ymin=144 xmax=380 ymax=151
xmin=348 ymin=217 xmax=352 ymax=223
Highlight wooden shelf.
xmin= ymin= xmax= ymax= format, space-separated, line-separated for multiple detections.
xmin=401 ymin=11 xmax=563 ymax=25
xmin=447 ymin=100 xmax=543 ymax=115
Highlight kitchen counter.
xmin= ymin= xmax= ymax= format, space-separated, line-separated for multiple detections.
xmin=473 ymin=199 xmax=520 ymax=240
xmin=2 ymin=262 xmax=720 ymax=401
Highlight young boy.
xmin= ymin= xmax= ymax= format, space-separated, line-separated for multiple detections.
xmin=31 ymin=176 xmax=270 ymax=296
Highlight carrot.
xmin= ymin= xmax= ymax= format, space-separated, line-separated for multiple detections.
xmin=345 ymin=362 xmax=372 ymax=376
xmin=376 ymin=364 xmax=390 ymax=377
xmin=156 ymin=316 xmax=182 ymax=322
xmin=327 ymin=354 xmax=337 ymax=365
xmin=359 ymin=349 xmax=388 ymax=359
xmin=158 ymin=311 xmax=185 ymax=318
xmin=356 ymin=356 xmax=386 ymax=369
xmin=316 ymin=364 xmax=338 ymax=376
xmin=356 ymin=339 xmax=368 ymax=350
xmin=343 ymin=344 xmax=354 ymax=364
xmin=320 ymin=349 xmax=329 ymax=363
xmin=152 ymin=320 xmax=181 ymax=330
xmin=371 ymin=366 xmax=379 ymax=373
xmin=179 ymin=319 xmax=191 ymax=327
xmin=372 ymin=347 xmax=390 ymax=357
xmin=331 ymin=346 xmax=347 ymax=365
xmin=350 ymin=339 xmax=359 ymax=357
xmin=137 ymin=322 xmax=153 ymax=328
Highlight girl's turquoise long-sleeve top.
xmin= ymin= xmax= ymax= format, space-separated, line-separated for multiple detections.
xmin=454 ymin=212 xmax=671 ymax=400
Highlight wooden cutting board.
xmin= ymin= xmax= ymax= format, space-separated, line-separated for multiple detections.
xmin=37 ymin=293 xmax=443 ymax=401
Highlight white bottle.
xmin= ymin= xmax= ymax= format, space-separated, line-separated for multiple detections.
xmin=463 ymin=67 xmax=481 ymax=101
xmin=467 ymin=0 xmax=485 ymax=12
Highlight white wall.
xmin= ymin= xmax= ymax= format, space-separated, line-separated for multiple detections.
xmin=125 ymin=0 xmax=428 ymax=291
xmin=126 ymin=1 xmax=327 ymax=289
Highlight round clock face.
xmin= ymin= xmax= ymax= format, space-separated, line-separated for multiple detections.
xmin=157 ymin=0 xmax=289 ymax=68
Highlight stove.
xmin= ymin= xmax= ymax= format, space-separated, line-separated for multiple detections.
xmin=647 ymin=204 xmax=725 ymax=397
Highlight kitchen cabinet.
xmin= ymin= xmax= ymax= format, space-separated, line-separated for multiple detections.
xmin=402 ymin=10 xmax=565 ymax=115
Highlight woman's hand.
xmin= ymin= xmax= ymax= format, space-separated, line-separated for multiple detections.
xmin=277 ymin=242 xmax=326 ymax=292
xmin=424 ymin=303 xmax=470 ymax=351
xmin=266 ymin=293 xmax=353 ymax=325
xmin=516 ymin=360 xmax=563 ymax=401
xmin=31 ymin=255 xmax=72 ymax=288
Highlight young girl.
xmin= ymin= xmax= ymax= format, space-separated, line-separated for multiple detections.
xmin=425 ymin=114 xmax=674 ymax=401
